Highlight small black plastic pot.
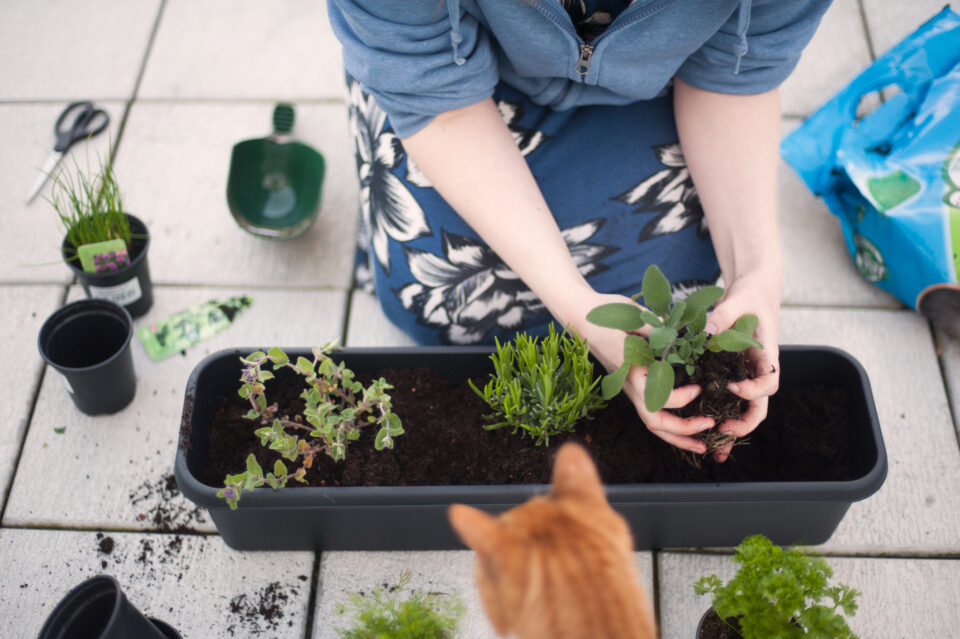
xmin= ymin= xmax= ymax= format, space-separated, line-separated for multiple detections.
xmin=38 ymin=299 xmax=136 ymax=415
xmin=62 ymin=213 xmax=153 ymax=318
xmin=175 ymin=345 xmax=887 ymax=551
xmin=38 ymin=575 xmax=181 ymax=639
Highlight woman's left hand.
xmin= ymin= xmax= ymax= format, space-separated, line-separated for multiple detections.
xmin=704 ymin=272 xmax=781 ymax=462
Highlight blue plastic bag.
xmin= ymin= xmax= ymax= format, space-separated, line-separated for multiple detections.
xmin=781 ymin=7 xmax=960 ymax=335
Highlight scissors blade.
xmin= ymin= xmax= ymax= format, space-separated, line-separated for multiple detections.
xmin=25 ymin=152 xmax=63 ymax=204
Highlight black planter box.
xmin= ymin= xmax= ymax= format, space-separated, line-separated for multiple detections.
xmin=175 ymin=345 xmax=887 ymax=551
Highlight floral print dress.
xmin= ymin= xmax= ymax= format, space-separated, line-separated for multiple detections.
xmin=346 ymin=1 xmax=720 ymax=346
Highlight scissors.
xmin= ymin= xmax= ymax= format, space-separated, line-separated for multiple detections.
xmin=26 ymin=101 xmax=110 ymax=204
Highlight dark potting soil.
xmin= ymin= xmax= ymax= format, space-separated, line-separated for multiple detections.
xmin=697 ymin=609 xmax=743 ymax=639
xmin=673 ymin=350 xmax=751 ymax=455
xmin=201 ymin=365 xmax=856 ymax=489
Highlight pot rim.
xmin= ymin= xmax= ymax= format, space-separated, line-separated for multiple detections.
xmin=60 ymin=213 xmax=150 ymax=279
xmin=38 ymin=298 xmax=134 ymax=373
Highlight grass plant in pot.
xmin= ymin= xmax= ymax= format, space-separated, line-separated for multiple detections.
xmin=693 ymin=534 xmax=860 ymax=639
xmin=51 ymin=154 xmax=153 ymax=318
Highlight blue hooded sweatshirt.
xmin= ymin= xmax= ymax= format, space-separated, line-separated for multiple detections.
xmin=328 ymin=0 xmax=832 ymax=138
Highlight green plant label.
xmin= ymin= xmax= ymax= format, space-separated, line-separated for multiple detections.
xmin=76 ymin=239 xmax=129 ymax=273
xmin=137 ymin=296 xmax=252 ymax=360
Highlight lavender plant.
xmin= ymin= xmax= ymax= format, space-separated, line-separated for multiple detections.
xmin=468 ymin=324 xmax=605 ymax=446
xmin=587 ymin=265 xmax=762 ymax=413
xmin=218 ymin=344 xmax=403 ymax=509
xmin=694 ymin=534 xmax=860 ymax=639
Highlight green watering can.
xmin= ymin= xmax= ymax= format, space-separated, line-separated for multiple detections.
xmin=227 ymin=104 xmax=325 ymax=239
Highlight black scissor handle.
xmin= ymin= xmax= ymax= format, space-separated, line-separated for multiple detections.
xmin=53 ymin=101 xmax=110 ymax=152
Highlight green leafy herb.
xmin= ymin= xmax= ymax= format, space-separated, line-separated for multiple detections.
xmin=468 ymin=324 xmax=605 ymax=446
xmin=335 ymin=570 xmax=464 ymax=639
xmin=48 ymin=152 xmax=131 ymax=258
xmin=217 ymin=344 xmax=403 ymax=509
xmin=693 ymin=535 xmax=860 ymax=639
xmin=587 ymin=265 xmax=761 ymax=413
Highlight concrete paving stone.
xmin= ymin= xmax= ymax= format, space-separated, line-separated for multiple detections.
xmin=862 ymin=1 xmax=960 ymax=58
xmin=0 ymin=286 xmax=63 ymax=512
xmin=114 ymin=101 xmax=358 ymax=288
xmin=344 ymin=289 xmax=418 ymax=348
xmin=0 ymin=1 xmax=160 ymax=101
xmin=0 ymin=528 xmax=313 ymax=639
xmin=657 ymin=551 xmax=960 ymax=639
xmin=779 ymin=0 xmax=874 ymax=118
xmin=778 ymin=120 xmax=903 ymax=309
xmin=138 ymin=0 xmax=343 ymax=100
xmin=2 ymin=285 xmax=347 ymax=531
xmin=936 ymin=327 xmax=960 ymax=440
xmin=779 ymin=307 xmax=960 ymax=554
xmin=0 ymin=102 xmax=121 ymax=284
xmin=314 ymin=550 xmax=655 ymax=639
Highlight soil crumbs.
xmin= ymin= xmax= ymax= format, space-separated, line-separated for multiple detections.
xmin=202 ymin=365 xmax=857 ymax=489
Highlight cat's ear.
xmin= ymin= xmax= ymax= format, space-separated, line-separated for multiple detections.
xmin=550 ymin=442 xmax=607 ymax=505
xmin=448 ymin=504 xmax=505 ymax=555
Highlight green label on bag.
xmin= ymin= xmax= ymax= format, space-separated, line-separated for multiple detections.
xmin=944 ymin=142 xmax=960 ymax=281
xmin=137 ymin=296 xmax=252 ymax=360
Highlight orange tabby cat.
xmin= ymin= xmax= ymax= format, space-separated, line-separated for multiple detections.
xmin=448 ymin=443 xmax=657 ymax=639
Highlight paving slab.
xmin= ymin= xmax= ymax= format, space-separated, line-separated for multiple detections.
xmin=657 ymin=551 xmax=960 ymax=638
xmin=779 ymin=307 xmax=960 ymax=554
xmin=3 ymin=285 xmax=347 ymax=531
xmin=778 ymin=122 xmax=902 ymax=309
xmin=0 ymin=1 xmax=159 ymax=101
xmin=779 ymin=0 xmax=874 ymax=118
xmin=115 ymin=101 xmax=358 ymax=288
xmin=937 ymin=327 xmax=960 ymax=440
xmin=344 ymin=289 xmax=418 ymax=347
xmin=0 ymin=528 xmax=313 ymax=639
xmin=0 ymin=102 xmax=121 ymax=284
xmin=138 ymin=0 xmax=343 ymax=100
xmin=0 ymin=286 xmax=63 ymax=512
xmin=862 ymin=0 xmax=960 ymax=57
xmin=314 ymin=550 xmax=655 ymax=639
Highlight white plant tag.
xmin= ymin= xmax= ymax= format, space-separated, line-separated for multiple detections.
xmin=88 ymin=278 xmax=142 ymax=306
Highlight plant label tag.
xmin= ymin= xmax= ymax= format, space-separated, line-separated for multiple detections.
xmin=76 ymin=239 xmax=129 ymax=273
xmin=88 ymin=278 xmax=143 ymax=306
xmin=137 ymin=296 xmax=253 ymax=361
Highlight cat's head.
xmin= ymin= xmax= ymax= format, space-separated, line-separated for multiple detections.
xmin=448 ymin=443 xmax=653 ymax=638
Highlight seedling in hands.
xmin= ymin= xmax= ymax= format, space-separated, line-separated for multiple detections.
xmin=586 ymin=265 xmax=762 ymax=413
xmin=469 ymin=324 xmax=606 ymax=446
xmin=218 ymin=344 xmax=403 ymax=509
xmin=694 ymin=534 xmax=860 ymax=639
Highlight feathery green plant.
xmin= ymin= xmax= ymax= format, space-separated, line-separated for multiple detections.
xmin=694 ymin=534 xmax=860 ymax=639
xmin=218 ymin=344 xmax=403 ymax=509
xmin=587 ymin=265 xmax=761 ymax=413
xmin=335 ymin=571 xmax=464 ymax=639
xmin=469 ymin=324 xmax=605 ymax=446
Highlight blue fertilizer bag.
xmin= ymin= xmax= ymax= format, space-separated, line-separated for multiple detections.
xmin=781 ymin=7 xmax=960 ymax=336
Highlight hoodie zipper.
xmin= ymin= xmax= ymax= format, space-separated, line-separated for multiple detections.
xmin=532 ymin=0 xmax=680 ymax=78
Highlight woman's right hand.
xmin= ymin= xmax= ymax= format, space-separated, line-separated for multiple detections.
xmin=565 ymin=291 xmax=715 ymax=455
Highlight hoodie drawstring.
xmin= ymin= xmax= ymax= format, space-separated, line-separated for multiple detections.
xmin=733 ymin=0 xmax=751 ymax=74
xmin=447 ymin=0 xmax=466 ymax=66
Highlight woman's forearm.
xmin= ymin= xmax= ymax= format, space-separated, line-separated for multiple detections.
xmin=401 ymin=98 xmax=595 ymax=327
xmin=673 ymin=78 xmax=783 ymax=298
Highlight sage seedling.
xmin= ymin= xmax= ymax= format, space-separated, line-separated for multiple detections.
xmin=469 ymin=324 xmax=606 ymax=446
xmin=587 ymin=265 xmax=762 ymax=413
xmin=694 ymin=534 xmax=860 ymax=639
xmin=218 ymin=344 xmax=403 ymax=509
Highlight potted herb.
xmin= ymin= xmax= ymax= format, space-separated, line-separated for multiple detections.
xmin=586 ymin=265 xmax=761 ymax=456
xmin=51 ymin=154 xmax=153 ymax=317
xmin=175 ymin=337 xmax=886 ymax=551
xmin=693 ymin=534 xmax=860 ymax=639
xmin=333 ymin=570 xmax=464 ymax=639
xmin=468 ymin=324 xmax=606 ymax=446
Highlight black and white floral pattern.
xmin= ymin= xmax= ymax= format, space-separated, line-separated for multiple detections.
xmin=614 ymin=142 xmax=708 ymax=243
xmin=347 ymin=79 xmax=431 ymax=277
xmin=395 ymin=219 xmax=615 ymax=344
